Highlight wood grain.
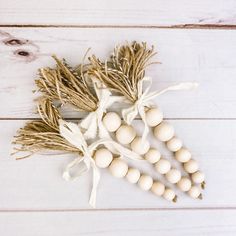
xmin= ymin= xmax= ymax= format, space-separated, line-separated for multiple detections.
xmin=0 ymin=28 xmax=236 ymax=119
xmin=2 ymin=119 xmax=236 ymax=209
xmin=1 ymin=210 xmax=236 ymax=236
xmin=1 ymin=1 xmax=236 ymax=233
xmin=0 ymin=0 xmax=236 ymax=26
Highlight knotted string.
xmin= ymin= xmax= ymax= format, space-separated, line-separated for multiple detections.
xmin=59 ymin=119 xmax=142 ymax=208
xmin=122 ymin=77 xmax=198 ymax=141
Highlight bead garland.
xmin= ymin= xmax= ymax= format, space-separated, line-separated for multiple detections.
xmin=102 ymin=112 xmax=200 ymax=199
xmin=93 ymin=148 xmax=177 ymax=202
xmin=146 ymin=107 xmax=205 ymax=189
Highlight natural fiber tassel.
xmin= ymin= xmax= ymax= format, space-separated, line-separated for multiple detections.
xmin=12 ymin=98 xmax=81 ymax=159
xmin=89 ymin=41 xmax=157 ymax=102
xmin=36 ymin=55 xmax=98 ymax=112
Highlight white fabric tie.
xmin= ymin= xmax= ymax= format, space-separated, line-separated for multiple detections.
xmin=122 ymin=76 xmax=198 ymax=141
xmin=80 ymin=80 xmax=124 ymax=140
xmin=59 ymin=119 xmax=142 ymax=208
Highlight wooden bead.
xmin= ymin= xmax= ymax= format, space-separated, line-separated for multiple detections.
xmin=109 ymin=158 xmax=128 ymax=178
xmin=155 ymin=159 xmax=171 ymax=174
xmin=126 ymin=168 xmax=140 ymax=184
xmin=166 ymin=137 xmax=183 ymax=152
xmin=131 ymin=136 xmax=150 ymax=155
xmin=145 ymin=108 xmax=163 ymax=127
xmin=177 ymin=177 xmax=192 ymax=192
xmin=138 ymin=175 xmax=153 ymax=191
xmin=188 ymin=186 xmax=201 ymax=199
xmin=175 ymin=148 xmax=191 ymax=163
xmin=166 ymin=169 xmax=181 ymax=184
xmin=163 ymin=188 xmax=176 ymax=201
xmin=103 ymin=112 xmax=121 ymax=132
xmin=154 ymin=122 xmax=174 ymax=142
xmin=94 ymin=148 xmax=113 ymax=168
xmin=184 ymin=159 xmax=199 ymax=174
xmin=192 ymin=171 xmax=205 ymax=184
xmin=116 ymin=125 xmax=136 ymax=145
xmin=151 ymin=182 xmax=165 ymax=196
xmin=144 ymin=148 xmax=161 ymax=164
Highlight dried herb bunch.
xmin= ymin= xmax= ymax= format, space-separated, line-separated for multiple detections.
xmin=89 ymin=42 xmax=157 ymax=102
xmin=13 ymin=98 xmax=81 ymax=158
xmin=36 ymin=55 xmax=98 ymax=112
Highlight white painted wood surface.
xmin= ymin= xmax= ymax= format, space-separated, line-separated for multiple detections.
xmin=0 ymin=0 xmax=236 ymax=26
xmin=1 ymin=119 xmax=236 ymax=209
xmin=1 ymin=210 xmax=236 ymax=236
xmin=0 ymin=28 xmax=236 ymax=118
xmin=0 ymin=0 xmax=236 ymax=235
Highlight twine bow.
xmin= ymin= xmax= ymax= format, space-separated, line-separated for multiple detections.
xmin=59 ymin=119 xmax=142 ymax=208
xmin=80 ymin=80 xmax=124 ymax=140
xmin=122 ymin=77 xmax=198 ymax=141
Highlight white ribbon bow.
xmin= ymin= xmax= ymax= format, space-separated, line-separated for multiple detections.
xmin=59 ymin=119 xmax=142 ymax=208
xmin=80 ymin=80 xmax=124 ymax=140
xmin=122 ymin=77 xmax=198 ymax=141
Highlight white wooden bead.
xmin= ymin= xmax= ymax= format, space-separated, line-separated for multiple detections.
xmin=163 ymin=188 xmax=176 ymax=201
xmin=151 ymin=182 xmax=165 ymax=196
xmin=155 ymin=159 xmax=171 ymax=174
xmin=166 ymin=137 xmax=183 ymax=152
xmin=145 ymin=108 xmax=163 ymax=127
xmin=192 ymin=171 xmax=205 ymax=184
xmin=177 ymin=177 xmax=192 ymax=192
xmin=109 ymin=158 xmax=128 ymax=178
xmin=144 ymin=148 xmax=161 ymax=164
xmin=165 ymin=169 xmax=181 ymax=184
xmin=126 ymin=168 xmax=140 ymax=184
xmin=116 ymin=125 xmax=136 ymax=145
xmin=184 ymin=159 xmax=199 ymax=173
xmin=94 ymin=148 xmax=113 ymax=168
xmin=138 ymin=175 xmax=153 ymax=191
xmin=188 ymin=186 xmax=201 ymax=199
xmin=154 ymin=122 xmax=174 ymax=142
xmin=175 ymin=148 xmax=191 ymax=163
xmin=131 ymin=136 xmax=150 ymax=155
xmin=103 ymin=112 xmax=121 ymax=132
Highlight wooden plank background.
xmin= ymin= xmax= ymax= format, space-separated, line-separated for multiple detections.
xmin=0 ymin=1 xmax=236 ymax=235
xmin=1 ymin=0 xmax=236 ymax=27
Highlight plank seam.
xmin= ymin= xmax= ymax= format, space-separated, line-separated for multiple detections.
xmin=0 ymin=24 xmax=236 ymax=30
xmin=1 ymin=118 xmax=236 ymax=121
xmin=1 ymin=207 xmax=236 ymax=213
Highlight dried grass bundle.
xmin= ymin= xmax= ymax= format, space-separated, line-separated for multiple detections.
xmin=12 ymin=98 xmax=81 ymax=159
xmin=36 ymin=55 xmax=98 ymax=112
xmin=89 ymin=42 xmax=157 ymax=102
